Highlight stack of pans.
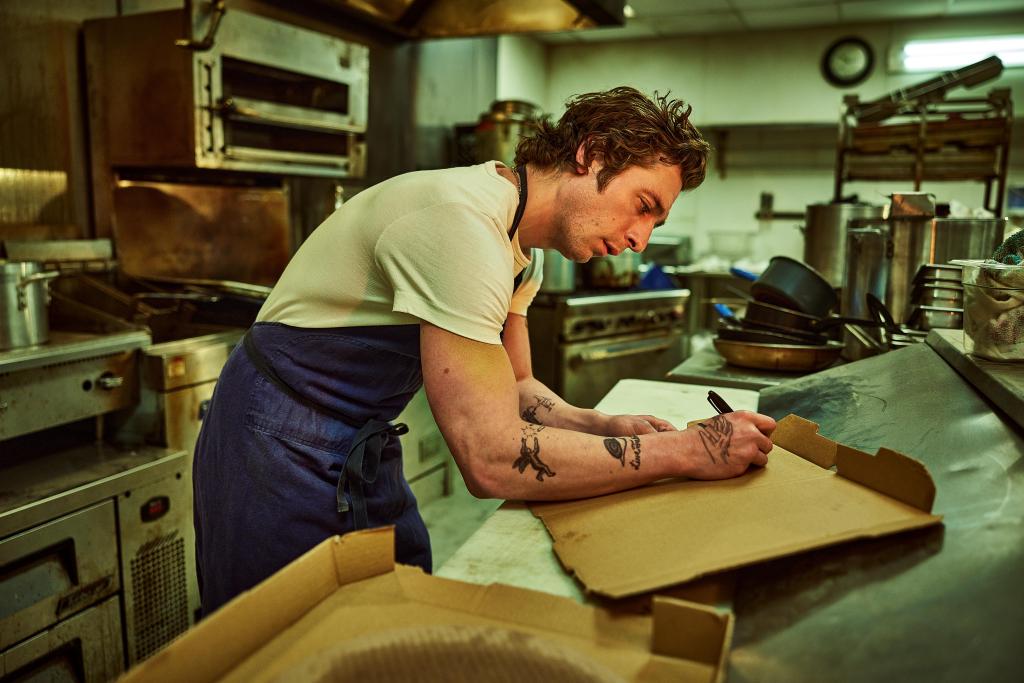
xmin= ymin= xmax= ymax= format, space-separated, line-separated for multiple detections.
xmin=712 ymin=256 xmax=922 ymax=371
xmin=713 ymin=257 xmax=844 ymax=372
xmin=906 ymin=263 xmax=964 ymax=332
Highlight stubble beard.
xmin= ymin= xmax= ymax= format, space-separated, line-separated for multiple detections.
xmin=551 ymin=183 xmax=597 ymax=263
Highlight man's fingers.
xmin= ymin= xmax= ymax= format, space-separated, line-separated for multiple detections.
xmin=750 ymin=449 xmax=769 ymax=467
xmin=736 ymin=410 xmax=777 ymax=436
xmin=644 ymin=415 xmax=678 ymax=432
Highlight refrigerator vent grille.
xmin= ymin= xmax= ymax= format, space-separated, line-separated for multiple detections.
xmin=129 ymin=533 xmax=189 ymax=661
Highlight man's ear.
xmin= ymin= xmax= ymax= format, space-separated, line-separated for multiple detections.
xmin=574 ymin=141 xmax=603 ymax=175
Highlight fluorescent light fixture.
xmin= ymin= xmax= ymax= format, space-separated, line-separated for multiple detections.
xmin=900 ymin=35 xmax=1024 ymax=71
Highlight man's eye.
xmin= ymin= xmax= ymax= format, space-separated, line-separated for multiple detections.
xmin=640 ymin=201 xmax=651 ymax=213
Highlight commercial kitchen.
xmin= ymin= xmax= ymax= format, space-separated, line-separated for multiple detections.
xmin=2 ymin=1 xmax=1023 ymax=681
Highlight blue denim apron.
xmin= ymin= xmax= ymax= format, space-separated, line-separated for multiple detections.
xmin=193 ymin=165 xmax=529 ymax=615
xmin=192 ymin=323 xmax=428 ymax=614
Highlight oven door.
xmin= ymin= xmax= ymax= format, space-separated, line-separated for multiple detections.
xmin=558 ymin=330 xmax=686 ymax=409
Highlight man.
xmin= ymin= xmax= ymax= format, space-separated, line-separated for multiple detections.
xmin=193 ymin=86 xmax=776 ymax=614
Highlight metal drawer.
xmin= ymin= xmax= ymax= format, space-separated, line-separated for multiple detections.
xmin=0 ymin=501 xmax=120 ymax=650
xmin=0 ymin=596 xmax=123 ymax=681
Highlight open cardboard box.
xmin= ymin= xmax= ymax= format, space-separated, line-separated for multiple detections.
xmin=122 ymin=527 xmax=733 ymax=683
xmin=532 ymin=415 xmax=943 ymax=599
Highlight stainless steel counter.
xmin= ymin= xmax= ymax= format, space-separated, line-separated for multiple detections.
xmin=441 ymin=343 xmax=1023 ymax=681
xmin=744 ymin=342 xmax=1024 ymax=682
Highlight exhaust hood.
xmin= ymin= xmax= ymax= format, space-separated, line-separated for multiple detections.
xmin=312 ymin=0 xmax=626 ymax=38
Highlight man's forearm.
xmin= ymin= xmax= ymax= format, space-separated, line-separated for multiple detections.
xmin=516 ymin=376 xmax=612 ymax=435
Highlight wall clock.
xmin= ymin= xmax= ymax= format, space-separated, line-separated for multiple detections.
xmin=822 ymin=36 xmax=874 ymax=87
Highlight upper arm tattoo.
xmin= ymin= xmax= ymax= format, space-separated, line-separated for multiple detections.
xmin=521 ymin=394 xmax=555 ymax=425
xmin=603 ymin=435 xmax=641 ymax=470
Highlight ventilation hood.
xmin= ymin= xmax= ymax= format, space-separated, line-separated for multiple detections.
xmin=313 ymin=0 xmax=626 ymax=38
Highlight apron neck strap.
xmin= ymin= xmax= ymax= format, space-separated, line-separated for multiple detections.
xmin=509 ymin=164 xmax=528 ymax=240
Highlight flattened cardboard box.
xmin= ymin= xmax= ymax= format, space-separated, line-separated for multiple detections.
xmin=532 ymin=415 xmax=943 ymax=599
xmin=121 ymin=528 xmax=733 ymax=683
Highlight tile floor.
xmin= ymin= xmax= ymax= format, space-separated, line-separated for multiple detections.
xmin=420 ymin=470 xmax=502 ymax=570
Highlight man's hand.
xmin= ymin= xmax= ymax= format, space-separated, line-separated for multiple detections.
xmin=604 ymin=414 xmax=678 ymax=436
xmin=680 ymin=411 xmax=776 ymax=479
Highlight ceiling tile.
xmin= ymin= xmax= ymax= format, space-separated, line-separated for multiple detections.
xmin=946 ymin=0 xmax=1024 ymax=14
xmin=572 ymin=19 xmax=660 ymax=42
xmin=740 ymin=4 xmax=840 ymax=28
xmin=730 ymin=0 xmax=838 ymax=8
xmin=839 ymin=0 xmax=948 ymax=22
xmin=650 ymin=12 xmax=746 ymax=35
xmin=629 ymin=0 xmax=725 ymax=15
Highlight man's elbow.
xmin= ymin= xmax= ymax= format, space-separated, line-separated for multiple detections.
xmin=447 ymin=437 xmax=507 ymax=500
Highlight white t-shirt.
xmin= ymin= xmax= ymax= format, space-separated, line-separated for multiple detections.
xmin=257 ymin=161 xmax=543 ymax=345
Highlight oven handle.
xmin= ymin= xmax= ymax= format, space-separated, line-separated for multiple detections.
xmin=572 ymin=338 xmax=673 ymax=366
xmin=213 ymin=97 xmax=363 ymax=135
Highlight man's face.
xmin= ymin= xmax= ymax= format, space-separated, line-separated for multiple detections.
xmin=550 ymin=160 xmax=683 ymax=263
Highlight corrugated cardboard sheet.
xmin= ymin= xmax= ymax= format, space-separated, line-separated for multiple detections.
xmin=531 ymin=415 xmax=942 ymax=599
xmin=121 ymin=528 xmax=733 ymax=683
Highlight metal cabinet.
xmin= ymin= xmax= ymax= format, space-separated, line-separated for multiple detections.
xmin=117 ymin=469 xmax=199 ymax=666
xmin=0 ymin=597 xmax=123 ymax=682
xmin=0 ymin=502 xmax=120 ymax=652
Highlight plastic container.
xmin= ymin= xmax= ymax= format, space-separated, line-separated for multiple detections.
xmin=952 ymin=259 xmax=1024 ymax=361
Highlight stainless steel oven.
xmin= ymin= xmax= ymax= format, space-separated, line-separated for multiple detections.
xmin=527 ymin=290 xmax=690 ymax=408
xmin=85 ymin=7 xmax=369 ymax=178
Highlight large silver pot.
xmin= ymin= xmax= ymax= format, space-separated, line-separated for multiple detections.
xmin=583 ymin=252 xmax=642 ymax=289
xmin=539 ymin=249 xmax=576 ymax=293
xmin=474 ymin=100 xmax=540 ymax=167
xmin=1 ymin=261 xmax=60 ymax=350
xmin=888 ymin=217 xmax=1005 ymax=322
xmin=803 ymin=202 xmax=884 ymax=287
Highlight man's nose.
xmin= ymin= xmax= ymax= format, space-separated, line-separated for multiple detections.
xmin=626 ymin=222 xmax=654 ymax=252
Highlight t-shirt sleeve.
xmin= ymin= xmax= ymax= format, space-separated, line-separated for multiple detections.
xmin=375 ymin=202 xmax=512 ymax=345
xmin=510 ymin=249 xmax=544 ymax=316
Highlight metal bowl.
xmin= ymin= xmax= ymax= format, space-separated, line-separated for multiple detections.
xmin=713 ymin=338 xmax=844 ymax=372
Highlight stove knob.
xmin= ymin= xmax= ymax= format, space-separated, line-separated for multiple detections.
xmin=98 ymin=374 xmax=124 ymax=390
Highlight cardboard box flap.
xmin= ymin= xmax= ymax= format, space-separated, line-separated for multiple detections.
xmin=531 ymin=414 xmax=943 ymax=599
xmin=771 ymin=414 xmax=838 ymax=468
xmin=124 ymin=528 xmax=732 ymax=683
xmin=775 ymin=414 xmax=937 ymax=512
xmin=120 ymin=530 xmax=396 ymax=683
xmin=836 ymin=445 xmax=936 ymax=512
xmin=652 ymin=597 xmax=732 ymax=668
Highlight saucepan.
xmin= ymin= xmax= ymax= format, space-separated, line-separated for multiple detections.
xmin=749 ymin=256 xmax=838 ymax=317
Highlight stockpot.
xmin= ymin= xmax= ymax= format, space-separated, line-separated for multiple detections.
xmin=539 ymin=249 xmax=576 ymax=293
xmin=803 ymin=202 xmax=884 ymax=287
xmin=1 ymin=260 xmax=60 ymax=350
xmin=583 ymin=252 xmax=642 ymax=290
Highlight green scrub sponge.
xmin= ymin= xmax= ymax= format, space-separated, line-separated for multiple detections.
xmin=993 ymin=229 xmax=1024 ymax=265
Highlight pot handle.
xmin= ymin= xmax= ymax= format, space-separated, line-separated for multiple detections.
xmin=16 ymin=270 xmax=59 ymax=310
xmin=17 ymin=270 xmax=60 ymax=289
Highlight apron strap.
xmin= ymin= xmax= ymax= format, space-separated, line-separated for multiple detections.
xmin=510 ymin=164 xmax=529 ymax=296
xmin=336 ymin=419 xmax=409 ymax=529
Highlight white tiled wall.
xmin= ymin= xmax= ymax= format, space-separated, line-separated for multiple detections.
xmin=496 ymin=13 xmax=1024 ymax=262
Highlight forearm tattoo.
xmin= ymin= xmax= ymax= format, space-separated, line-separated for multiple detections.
xmin=603 ymin=435 xmax=642 ymax=470
xmin=514 ymin=424 xmax=556 ymax=481
xmin=697 ymin=415 xmax=733 ymax=464
xmin=521 ymin=394 xmax=555 ymax=425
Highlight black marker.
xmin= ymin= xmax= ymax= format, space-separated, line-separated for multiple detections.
xmin=707 ymin=390 xmax=734 ymax=415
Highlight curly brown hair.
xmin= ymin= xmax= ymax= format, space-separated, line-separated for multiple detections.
xmin=514 ymin=87 xmax=710 ymax=193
